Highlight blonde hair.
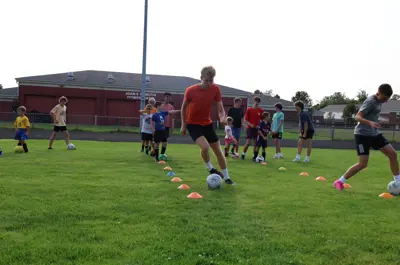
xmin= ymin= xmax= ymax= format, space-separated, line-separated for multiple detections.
xmin=226 ymin=116 xmax=233 ymax=123
xmin=201 ymin=66 xmax=216 ymax=79
xmin=18 ymin=106 xmax=27 ymax=112
xmin=59 ymin=96 xmax=68 ymax=103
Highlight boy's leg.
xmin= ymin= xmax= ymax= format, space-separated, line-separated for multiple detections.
xmin=242 ymin=128 xmax=253 ymax=159
xmin=49 ymin=131 xmax=57 ymax=149
xmin=64 ymin=131 xmax=70 ymax=145
xmin=161 ymin=141 xmax=167 ymax=154
xmin=224 ymin=142 xmax=230 ymax=157
xmin=154 ymin=142 xmax=160 ymax=161
xmin=21 ymin=140 xmax=28 ymax=153
xmin=380 ymin=144 xmax=400 ymax=181
xmin=303 ymin=139 xmax=312 ymax=162
xmin=334 ymin=155 xmax=369 ymax=190
xmin=141 ymin=140 xmax=145 ymax=152
xmin=253 ymin=145 xmax=260 ymax=161
xmin=209 ymin=141 xmax=235 ymax=184
xmin=17 ymin=140 xmax=22 ymax=146
xmin=261 ymin=146 xmax=266 ymax=161
xmin=235 ymin=128 xmax=241 ymax=153
xmin=293 ymin=138 xmax=304 ymax=162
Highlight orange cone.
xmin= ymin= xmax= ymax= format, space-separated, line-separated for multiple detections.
xmin=316 ymin=176 xmax=326 ymax=181
xmin=163 ymin=166 xmax=172 ymax=171
xmin=379 ymin=192 xmax=395 ymax=199
xmin=343 ymin=183 xmax=352 ymax=189
xmin=158 ymin=160 xmax=166 ymax=164
xmin=300 ymin=172 xmax=309 ymax=176
xmin=187 ymin=192 xmax=203 ymax=199
xmin=171 ymin=177 xmax=182 ymax=182
xmin=178 ymin=184 xmax=190 ymax=190
xmin=261 ymin=162 xmax=268 ymax=165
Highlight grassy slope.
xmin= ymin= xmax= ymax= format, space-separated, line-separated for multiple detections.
xmin=0 ymin=140 xmax=399 ymax=265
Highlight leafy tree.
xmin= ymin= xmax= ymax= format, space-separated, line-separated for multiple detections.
xmin=342 ymin=103 xmax=358 ymax=119
xmin=254 ymin=89 xmax=262 ymax=95
xmin=356 ymin=90 xmax=368 ymax=103
xmin=314 ymin=92 xmax=350 ymax=110
xmin=274 ymin=94 xmax=280 ymax=99
xmin=0 ymin=84 xmax=3 ymax=89
xmin=263 ymin=89 xmax=274 ymax=97
xmin=292 ymin=91 xmax=313 ymax=106
xmin=391 ymin=94 xmax=400 ymax=100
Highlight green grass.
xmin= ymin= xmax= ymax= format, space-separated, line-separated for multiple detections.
xmin=0 ymin=140 xmax=399 ymax=265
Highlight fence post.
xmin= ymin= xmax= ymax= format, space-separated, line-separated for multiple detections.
xmin=32 ymin=113 xmax=35 ymax=129
xmin=331 ymin=125 xmax=335 ymax=140
xmin=94 ymin=115 xmax=97 ymax=126
xmin=117 ymin=117 xmax=120 ymax=131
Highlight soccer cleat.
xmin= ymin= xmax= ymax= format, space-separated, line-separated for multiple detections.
xmin=209 ymin=168 xmax=224 ymax=180
xmin=241 ymin=154 xmax=245 ymax=160
xmin=278 ymin=153 xmax=284 ymax=159
xmin=225 ymin=178 xmax=236 ymax=185
xmin=48 ymin=147 xmax=53 ymax=150
xmin=333 ymin=180 xmax=344 ymax=191
xmin=292 ymin=158 xmax=300 ymax=162
xmin=303 ymin=158 xmax=310 ymax=163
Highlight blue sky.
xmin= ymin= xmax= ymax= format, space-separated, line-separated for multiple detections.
xmin=0 ymin=0 xmax=399 ymax=103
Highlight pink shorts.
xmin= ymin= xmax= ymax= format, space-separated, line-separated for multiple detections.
xmin=225 ymin=138 xmax=234 ymax=145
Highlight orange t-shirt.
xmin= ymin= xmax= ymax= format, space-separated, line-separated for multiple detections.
xmin=142 ymin=106 xmax=157 ymax=114
xmin=184 ymin=84 xmax=222 ymax=126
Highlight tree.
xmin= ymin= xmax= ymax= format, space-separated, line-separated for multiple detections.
xmin=391 ymin=94 xmax=400 ymax=100
xmin=342 ymin=103 xmax=358 ymax=119
xmin=315 ymin=92 xmax=350 ymax=110
xmin=356 ymin=90 xmax=368 ymax=103
xmin=0 ymin=84 xmax=3 ymax=89
xmin=274 ymin=94 xmax=280 ymax=99
xmin=291 ymin=91 xmax=313 ymax=106
xmin=263 ymin=89 xmax=274 ymax=97
xmin=254 ymin=89 xmax=262 ymax=95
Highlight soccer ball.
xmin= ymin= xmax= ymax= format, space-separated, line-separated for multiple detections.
xmin=387 ymin=180 xmax=400 ymax=196
xmin=231 ymin=152 xmax=239 ymax=159
xmin=67 ymin=143 xmax=76 ymax=150
xmin=207 ymin=173 xmax=223 ymax=189
xmin=255 ymin=156 xmax=264 ymax=163
xmin=159 ymin=154 xmax=168 ymax=161
xmin=15 ymin=146 xmax=24 ymax=153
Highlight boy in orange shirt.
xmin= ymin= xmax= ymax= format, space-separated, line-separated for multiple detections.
xmin=180 ymin=66 xmax=235 ymax=185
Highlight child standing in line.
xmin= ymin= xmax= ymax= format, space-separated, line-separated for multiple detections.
xmin=48 ymin=96 xmax=71 ymax=149
xmin=151 ymin=102 xmax=181 ymax=161
xmin=139 ymin=104 xmax=153 ymax=154
xmin=254 ymin=112 xmax=271 ymax=162
xmin=14 ymin=106 xmax=30 ymax=153
xmin=271 ymin=103 xmax=284 ymax=159
xmin=224 ymin=117 xmax=237 ymax=157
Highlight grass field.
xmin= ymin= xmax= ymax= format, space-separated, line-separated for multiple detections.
xmin=0 ymin=140 xmax=399 ymax=265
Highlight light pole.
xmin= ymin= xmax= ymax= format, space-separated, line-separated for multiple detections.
xmin=140 ymin=0 xmax=149 ymax=111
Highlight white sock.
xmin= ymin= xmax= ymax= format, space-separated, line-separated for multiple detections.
xmin=305 ymin=156 xmax=310 ymax=160
xmin=394 ymin=175 xmax=400 ymax=181
xmin=222 ymin=168 xmax=230 ymax=179
xmin=205 ymin=161 xmax=213 ymax=171
xmin=339 ymin=176 xmax=347 ymax=183
xmin=296 ymin=154 xmax=301 ymax=159
xmin=242 ymin=152 xmax=246 ymax=155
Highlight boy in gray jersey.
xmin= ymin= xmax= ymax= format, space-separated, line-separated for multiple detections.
xmin=333 ymin=84 xmax=399 ymax=190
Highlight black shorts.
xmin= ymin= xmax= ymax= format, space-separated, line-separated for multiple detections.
xmin=300 ymin=130 xmax=314 ymax=140
xmin=141 ymin=132 xmax=153 ymax=141
xmin=53 ymin=126 xmax=67 ymax=132
xmin=246 ymin=128 xmax=258 ymax=140
xmin=187 ymin=123 xmax=219 ymax=144
xmin=165 ymin=127 xmax=170 ymax=139
xmin=256 ymin=135 xmax=267 ymax=148
xmin=154 ymin=130 xmax=167 ymax=143
xmin=272 ymin=132 xmax=283 ymax=139
xmin=355 ymin=134 xmax=389 ymax=156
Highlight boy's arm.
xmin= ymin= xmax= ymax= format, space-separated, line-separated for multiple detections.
xmin=26 ymin=118 xmax=31 ymax=135
xmin=151 ymin=120 xmax=156 ymax=134
xmin=50 ymin=106 xmax=58 ymax=122
xmin=169 ymin=110 xmax=181 ymax=114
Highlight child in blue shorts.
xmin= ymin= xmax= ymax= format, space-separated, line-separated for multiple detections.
xmin=14 ymin=106 xmax=31 ymax=153
xmin=254 ymin=112 xmax=271 ymax=162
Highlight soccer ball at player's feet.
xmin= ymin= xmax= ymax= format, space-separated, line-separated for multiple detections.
xmin=67 ymin=143 xmax=76 ymax=150
xmin=231 ymin=153 xmax=239 ymax=159
xmin=255 ymin=156 xmax=264 ymax=163
xmin=159 ymin=154 xmax=167 ymax=161
xmin=388 ymin=180 xmax=400 ymax=196
xmin=209 ymin=168 xmax=236 ymax=185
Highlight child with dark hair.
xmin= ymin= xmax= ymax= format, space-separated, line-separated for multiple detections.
xmin=272 ymin=102 xmax=284 ymax=159
xmin=254 ymin=112 xmax=271 ymax=162
xmin=293 ymin=101 xmax=314 ymax=162
xmin=333 ymin=84 xmax=399 ymax=191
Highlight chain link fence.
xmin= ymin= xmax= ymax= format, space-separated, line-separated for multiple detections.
xmin=1 ymin=112 xmax=400 ymax=141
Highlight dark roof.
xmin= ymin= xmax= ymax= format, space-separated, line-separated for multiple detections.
xmin=0 ymin=87 xmax=18 ymax=99
xmin=247 ymin=94 xmax=306 ymax=110
xmin=16 ymin=70 xmax=252 ymax=97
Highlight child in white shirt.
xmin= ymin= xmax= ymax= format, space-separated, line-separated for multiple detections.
xmin=224 ymin=117 xmax=237 ymax=157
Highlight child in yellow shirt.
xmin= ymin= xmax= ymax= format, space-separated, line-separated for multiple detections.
xmin=14 ymin=106 xmax=31 ymax=153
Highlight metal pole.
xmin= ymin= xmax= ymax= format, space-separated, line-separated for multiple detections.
xmin=140 ymin=0 xmax=148 ymax=111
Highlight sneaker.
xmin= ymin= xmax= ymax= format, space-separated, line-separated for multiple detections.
xmin=225 ymin=178 xmax=236 ymax=185
xmin=303 ymin=158 xmax=310 ymax=163
xmin=333 ymin=180 xmax=344 ymax=191
xmin=278 ymin=153 xmax=284 ymax=159
xmin=48 ymin=147 xmax=53 ymax=150
xmin=209 ymin=168 xmax=224 ymax=179
xmin=292 ymin=158 xmax=300 ymax=162
xmin=273 ymin=154 xmax=279 ymax=159
xmin=241 ymin=154 xmax=245 ymax=160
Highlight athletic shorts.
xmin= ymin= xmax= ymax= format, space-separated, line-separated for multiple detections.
xmin=54 ymin=126 xmax=68 ymax=132
xmin=165 ymin=127 xmax=170 ymax=139
xmin=154 ymin=130 xmax=167 ymax=143
xmin=246 ymin=127 xmax=258 ymax=140
xmin=256 ymin=135 xmax=267 ymax=148
xmin=272 ymin=132 xmax=283 ymax=139
xmin=186 ymin=123 xmax=219 ymax=144
xmin=231 ymin=127 xmax=242 ymax=140
xmin=355 ymin=134 xmax=389 ymax=156
xmin=14 ymin=129 xmax=28 ymax=141
xmin=299 ymin=130 xmax=314 ymax=140
xmin=141 ymin=132 xmax=153 ymax=141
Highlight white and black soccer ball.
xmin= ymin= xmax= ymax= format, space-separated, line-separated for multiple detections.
xmin=67 ymin=143 xmax=76 ymax=150
xmin=207 ymin=173 xmax=223 ymax=189
xmin=387 ymin=180 xmax=400 ymax=196
xmin=255 ymin=156 xmax=264 ymax=163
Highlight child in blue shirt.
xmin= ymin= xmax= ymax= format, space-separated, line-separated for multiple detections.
xmin=152 ymin=102 xmax=180 ymax=161
xmin=254 ymin=112 xmax=271 ymax=162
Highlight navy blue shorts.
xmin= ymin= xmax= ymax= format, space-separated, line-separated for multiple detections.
xmin=231 ymin=127 xmax=242 ymax=140
xmin=256 ymin=135 xmax=267 ymax=148
xmin=15 ymin=129 xmax=28 ymax=141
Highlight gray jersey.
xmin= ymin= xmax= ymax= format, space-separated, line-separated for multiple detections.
xmin=354 ymin=95 xmax=382 ymax=136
